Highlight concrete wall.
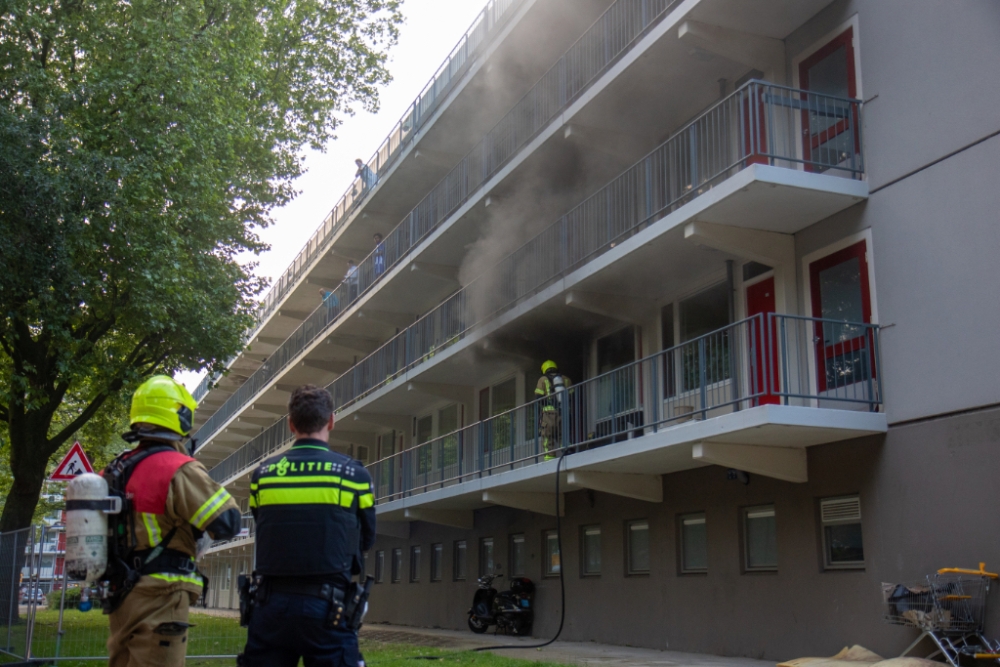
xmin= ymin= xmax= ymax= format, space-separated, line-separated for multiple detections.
xmin=368 ymin=404 xmax=1000 ymax=659
xmin=790 ymin=1 xmax=1000 ymax=424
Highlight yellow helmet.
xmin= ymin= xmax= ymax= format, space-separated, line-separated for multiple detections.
xmin=130 ymin=375 xmax=197 ymax=436
xmin=541 ymin=360 xmax=558 ymax=374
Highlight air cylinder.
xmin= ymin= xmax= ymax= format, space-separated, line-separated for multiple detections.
xmin=65 ymin=473 xmax=110 ymax=584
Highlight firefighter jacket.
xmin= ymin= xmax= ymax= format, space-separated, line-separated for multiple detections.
xmin=111 ymin=440 xmax=241 ymax=593
xmin=535 ymin=372 xmax=572 ymax=410
xmin=249 ymin=438 xmax=376 ymax=580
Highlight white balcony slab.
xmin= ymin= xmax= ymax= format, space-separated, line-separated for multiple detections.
xmin=374 ymin=405 xmax=886 ymax=522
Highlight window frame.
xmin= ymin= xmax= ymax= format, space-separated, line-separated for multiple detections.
xmin=820 ymin=495 xmax=865 ymax=570
xmin=453 ymin=540 xmax=467 ymax=581
xmin=391 ymin=548 xmax=402 ymax=583
xmin=580 ymin=525 xmax=602 ymax=577
xmin=625 ymin=519 xmax=650 ymax=576
xmin=742 ymin=505 xmax=778 ymax=573
xmin=479 ymin=537 xmax=495 ymax=577
xmin=509 ymin=534 xmax=526 ymax=577
xmin=543 ymin=529 xmax=561 ymax=578
xmin=678 ymin=512 xmax=708 ymax=575
xmin=374 ymin=550 xmax=385 ymax=583
xmin=409 ymin=545 xmax=421 ymax=583
xmin=430 ymin=543 xmax=444 ymax=582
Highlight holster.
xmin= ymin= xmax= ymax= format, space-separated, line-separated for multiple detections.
xmin=344 ymin=575 xmax=374 ymax=630
xmin=237 ymin=573 xmax=260 ymax=627
xmin=322 ymin=583 xmax=348 ymax=630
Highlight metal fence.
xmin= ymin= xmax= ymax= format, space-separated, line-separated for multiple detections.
xmin=204 ymin=80 xmax=865 ymax=484
xmin=370 ymin=313 xmax=881 ymax=501
xmin=0 ymin=524 xmax=248 ymax=662
xmin=192 ymin=0 xmax=525 ymax=403
xmin=193 ymin=0 xmax=687 ymax=437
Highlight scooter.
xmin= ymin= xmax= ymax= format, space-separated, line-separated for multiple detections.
xmin=468 ymin=572 xmax=534 ymax=635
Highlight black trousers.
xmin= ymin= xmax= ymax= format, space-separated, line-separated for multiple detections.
xmin=243 ymin=592 xmax=359 ymax=667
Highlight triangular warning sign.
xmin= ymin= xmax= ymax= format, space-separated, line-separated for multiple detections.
xmin=51 ymin=442 xmax=95 ymax=480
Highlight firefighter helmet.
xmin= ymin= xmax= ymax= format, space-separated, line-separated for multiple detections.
xmin=541 ymin=360 xmax=558 ymax=374
xmin=129 ymin=375 xmax=197 ymax=436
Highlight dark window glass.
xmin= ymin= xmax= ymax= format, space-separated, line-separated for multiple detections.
xmin=744 ymin=506 xmax=777 ymax=571
xmin=430 ymin=543 xmax=443 ymax=581
xmin=627 ymin=520 xmax=650 ymax=574
xmin=680 ymin=514 xmax=707 ymax=573
xmin=454 ymin=541 xmax=467 ymax=581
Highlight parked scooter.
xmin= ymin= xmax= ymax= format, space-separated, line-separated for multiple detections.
xmin=468 ymin=572 xmax=534 ymax=635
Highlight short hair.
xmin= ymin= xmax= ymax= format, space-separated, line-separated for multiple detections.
xmin=288 ymin=385 xmax=334 ymax=434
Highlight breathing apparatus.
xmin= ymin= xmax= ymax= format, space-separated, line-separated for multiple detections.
xmin=64 ymin=375 xmax=200 ymax=610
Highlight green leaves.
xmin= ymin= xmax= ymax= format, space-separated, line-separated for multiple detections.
xmin=0 ymin=0 xmax=400 ymax=529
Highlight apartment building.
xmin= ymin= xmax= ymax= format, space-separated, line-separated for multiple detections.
xmin=192 ymin=0 xmax=1000 ymax=659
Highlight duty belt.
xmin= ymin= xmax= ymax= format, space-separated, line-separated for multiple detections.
xmin=131 ymin=548 xmax=197 ymax=575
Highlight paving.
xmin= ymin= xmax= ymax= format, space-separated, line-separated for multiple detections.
xmin=361 ymin=624 xmax=775 ymax=667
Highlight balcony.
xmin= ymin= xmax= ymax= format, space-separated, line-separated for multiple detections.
xmin=205 ymin=514 xmax=256 ymax=554
xmin=371 ymin=313 xmax=886 ymax=522
xmin=206 ymin=80 xmax=868 ymax=485
xmin=195 ymin=0 xmax=697 ymax=452
xmin=192 ymin=0 xmax=530 ymax=404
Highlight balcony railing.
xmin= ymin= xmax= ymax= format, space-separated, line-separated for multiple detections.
xmin=370 ymin=313 xmax=881 ymax=502
xmin=194 ymin=0 xmax=688 ymax=434
xmin=210 ymin=514 xmax=256 ymax=550
xmin=206 ymin=81 xmax=865 ymax=481
xmin=191 ymin=0 xmax=525 ymax=403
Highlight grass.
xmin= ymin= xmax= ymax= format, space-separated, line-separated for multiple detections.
xmin=1 ymin=609 xmax=567 ymax=667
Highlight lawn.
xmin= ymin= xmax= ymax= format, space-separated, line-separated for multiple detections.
xmin=1 ymin=609 xmax=565 ymax=667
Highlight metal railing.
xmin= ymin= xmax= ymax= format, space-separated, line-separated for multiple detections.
xmin=369 ymin=314 xmax=881 ymax=502
xmin=191 ymin=0 xmax=525 ymax=403
xmin=194 ymin=0 xmax=688 ymax=436
xmin=209 ymin=418 xmax=292 ymax=484
xmin=204 ymin=81 xmax=865 ymax=479
xmin=208 ymin=514 xmax=256 ymax=551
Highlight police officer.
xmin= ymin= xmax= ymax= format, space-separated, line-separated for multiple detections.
xmin=535 ymin=361 xmax=572 ymax=460
xmin=105 ymin=375 xmax=241 ymax=667
xmin=242 ymin=384 xmax=376 ymax=667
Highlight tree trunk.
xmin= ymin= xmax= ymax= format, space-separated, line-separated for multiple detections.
xmin=1 ymin=412 xmax=56 ymax=533
xmin=0 ymin=528 xmax=30 ymax=632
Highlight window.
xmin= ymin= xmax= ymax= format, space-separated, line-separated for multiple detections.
xmin=661 ymin=305 xmax=676 ymax=397
xmin=797 ymin=27 xmax=859 ymax=171
xmin=821 ymin=496 xmax=864 ymax=569
xmin=391 ymin=548 xmax=402 ymax=583
xmin=680 ymin=283 xmax=731 ymax=390
xmin=430 ymin=543 xmax=443 ymax=581
xmin=479 ymin=538 xmax=495 ymax=576
xmin=439 ymin=405 xmax=460 ymax=469
xmin=509 ymin=534 xmax=526 ymax=577
xmin=415 ymin=415 xmax=433 ymax=474
xmin=679 ymin=513 xmax=707 ymax=574
xmin=626 ymin=520 xmax=650 ymax=575
xmin=375 ymin=550 xmax=385 ymax=583
xmin=453 ymin=541 xmax=467 ymax=581
xmin=410 ymin=546 xmax=421 ymax=582
xmin=596 ymin=326 xmax=637 ymax=424
xmin=543 ymin=530 xmax=560 ymax=577
xmin=221 ymin=564 xmax=231 ymax=590
xmin=743 ymin=506 xmax=777 ymax=571
xmin=581 ymin=526 xmax=601 ymax=576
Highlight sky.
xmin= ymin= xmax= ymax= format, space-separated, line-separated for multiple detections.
xmin=177 ymin=0 xmax=489 ymax=391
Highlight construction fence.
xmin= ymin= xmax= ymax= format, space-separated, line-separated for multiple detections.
xmin=0 ymin=526 xmax=248 ymax=663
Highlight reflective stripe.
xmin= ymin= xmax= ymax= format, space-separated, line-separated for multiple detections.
xmin=535 ymin=388 xmax=546 ymax=395
xmin=291 ymin=445 xmax=329 ymax=451
xmin=149 ymin=572 xmax=203 ymax=587
xmin=339 ymin=478 xmax=370 ymax=491
xmin=248 ymin=494 xmax=259 ymax=509
xmin=250 ymin=482 xmax=258 ymax=491
xmin=142 ymin=513 xmax=162 ymax=546
xmin=359 ymin=493 xmax=375 ymax=509
xmin=192 ymin=487 xmax=232 ymax=529
xmin=340 ymin=490 xmax=355 ymax=507
xmin=258 ymin=475 xmax=342 ymax=486
xmin=257 ymin=486 xmax=341 ymax=506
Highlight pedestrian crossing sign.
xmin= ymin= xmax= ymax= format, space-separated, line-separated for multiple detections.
xmin=50 ymin=442 xmax=95 ymax=480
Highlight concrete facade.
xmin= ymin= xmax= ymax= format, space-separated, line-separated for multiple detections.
xmin=194 ymin=0 xmax=1000 ymax=660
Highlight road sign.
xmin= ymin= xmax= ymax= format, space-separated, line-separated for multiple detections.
xmin=50 ymin=442 xmax=95 ymax=480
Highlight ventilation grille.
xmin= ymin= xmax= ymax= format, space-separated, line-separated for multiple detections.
xmin=821 ymin=496 xmax=861 ymax=523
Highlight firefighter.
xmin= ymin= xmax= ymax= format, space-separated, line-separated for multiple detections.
xmin=241 ymin=384 xmax=376 ymax=667
xmin=105 ymin=375 xmax=241 ymax=667
xmin=535 ymin=360 xmax=572 ymax=460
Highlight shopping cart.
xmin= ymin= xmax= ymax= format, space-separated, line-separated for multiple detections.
xmin=883 ymin=564 xmax=1000 ymax=666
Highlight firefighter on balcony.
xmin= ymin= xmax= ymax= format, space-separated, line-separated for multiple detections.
xmin=535 ymin=360 xmax=572 ymax=460
xmin=240 ymin=385 xmax=376 ymax=667
xmin=104 ymin=375 xmax=241 ymax=667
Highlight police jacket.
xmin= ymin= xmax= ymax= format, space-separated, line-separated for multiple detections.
xmin=249 ymin=439 xmax=376 ymax=580
xmin=106 ymin=440 xmax=241 ymax=592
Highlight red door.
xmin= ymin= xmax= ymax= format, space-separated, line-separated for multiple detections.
xmin=746 ymin=277 xmax=779 ymax=405
xmin=809 ymin=240 xmax=874 ymax=393
xmin=798 ymin=27 xmax=860 ymax=171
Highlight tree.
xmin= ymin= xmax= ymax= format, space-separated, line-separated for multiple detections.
xmin=0 ymin=0 xmax=401 ymax=531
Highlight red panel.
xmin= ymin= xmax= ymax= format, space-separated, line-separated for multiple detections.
xmin=798 ymin=27 xmax=859 ymax=170
xmin=746 ymin=277 xmax=779 ymax=404
xmin=125 ymin=450 xmax=194 ymax=514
